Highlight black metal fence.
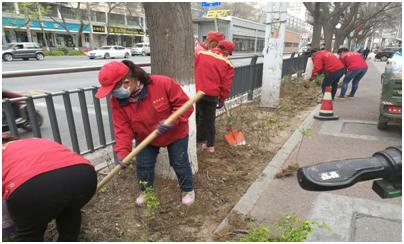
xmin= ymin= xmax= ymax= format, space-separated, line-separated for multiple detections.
xmin=2 ymin=55 xmax=307 ymax=155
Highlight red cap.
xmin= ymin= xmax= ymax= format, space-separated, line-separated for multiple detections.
xmin=218 ymin=40 xmax=236 ymax=55
xmin=96 ymin=61 xmax=129 ymax=98
xmin=207 ymin=32 xmax=225 ymax=42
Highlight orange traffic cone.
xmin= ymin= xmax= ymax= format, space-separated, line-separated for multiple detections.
xmin=314 ymin=86 xmax=339 ymax=120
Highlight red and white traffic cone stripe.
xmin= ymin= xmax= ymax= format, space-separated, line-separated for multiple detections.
xmin=314 ymin=86 xmax=339 ymax=120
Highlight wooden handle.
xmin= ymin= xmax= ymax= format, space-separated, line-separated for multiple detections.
xmin=96 ymin=90 xmax=205 ymax=191
xmin=224 ymin=103 xmax=231 ymax=118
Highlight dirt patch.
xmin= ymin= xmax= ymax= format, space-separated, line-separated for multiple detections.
xmin=44 ymin=78 xmax=321 ymax=241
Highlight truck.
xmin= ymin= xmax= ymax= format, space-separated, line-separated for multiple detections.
xmin=377 ymin=49 xmax=402 ymax=130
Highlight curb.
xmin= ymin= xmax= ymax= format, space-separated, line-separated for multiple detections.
xmin=213 ymin=103 xmax=321 ymax=235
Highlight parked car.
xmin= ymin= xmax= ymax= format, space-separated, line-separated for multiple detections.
xmin=131 ymin=43 xmax=150 ymax=56
xmin=375 ymin=47 xmax=401 ymax=62
xmin=377 ymin=50 xmax=402 ymax=130
xmin=2 ymin=42 xmax=45 ymax=61
xmin=87 ymin=45 xmax=130 ymax=59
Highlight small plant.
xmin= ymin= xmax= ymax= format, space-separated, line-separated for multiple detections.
xmin=99 ymin=186 xmax=108 ymax=193
xmin=237 ymin=214 xmax=327 ymax=242
xmin=295 ymin=126 xmax=312 ymax=162
xmin=238 ymin=226 xmax=272 ymax=242
xmin=275 ymin=214 xmax=328 ymax=242
xmin=139 ymin=180 xmax=160 ymax=219
xmin=314 ymin=74 xmax=325 ymax=86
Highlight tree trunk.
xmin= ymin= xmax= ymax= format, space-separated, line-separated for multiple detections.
xmin=333 ymin=32 xmax=344 ymax=51
xmin=26 ymin=27 xmax=33 ymax=42
xmin=143 ymin=2 xmax=198 ymax=178
xmin=40 ymin=23 xmax=49 ymax=51
xmin=311 ymin=3 xmax=322 ymax=49
xmin=323 ymin=26 xmax=334 ymax=51
xmin=347 ymin=37 xmax=353 ymax=50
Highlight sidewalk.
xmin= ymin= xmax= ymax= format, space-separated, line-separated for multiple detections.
xmin=215 ymin=61 xmax=402 ymax=241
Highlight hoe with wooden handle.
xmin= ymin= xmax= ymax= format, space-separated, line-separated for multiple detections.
xmin=96 ymin=91 xmax=205 ymax=192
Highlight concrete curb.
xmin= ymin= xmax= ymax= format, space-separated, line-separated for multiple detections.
xmin=213 ymin=103 xmax=321 ymax=235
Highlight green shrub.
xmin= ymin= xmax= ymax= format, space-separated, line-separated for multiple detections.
xmin=237 ymin=214 xmax=328 ymax=242
xmin=68 ymin=50 xmax=85 ymax=56
xmin=44 ymin=50 xmax=65 ymax=56
xmin=239 ymin=227 xmax=272 ymax=242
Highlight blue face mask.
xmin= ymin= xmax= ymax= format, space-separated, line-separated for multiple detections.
xmin=111 ymin=84 xmax=131 ymax=99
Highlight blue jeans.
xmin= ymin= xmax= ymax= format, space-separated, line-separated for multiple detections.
xmin=340 ymin=68 xmax=368 ymax=97
xmin=135 ymin=136 xmax=193 ymax=193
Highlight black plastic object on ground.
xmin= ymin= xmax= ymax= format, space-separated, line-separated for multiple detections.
xmin=297 ymin=146 xmax=401 ymax=198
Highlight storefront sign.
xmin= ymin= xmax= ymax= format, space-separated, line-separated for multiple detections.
xmin=201 ymin=2 xmax=221 ymax=7
xmin=93 ymin=25 xmax=105 ymax=33
xmin=204 ymin=10 xmax=230 ymax=18
xmin=2 ymin=17 xmax=90 ymax=33
xmin=108 ymin=26 xmax=144 ymax=35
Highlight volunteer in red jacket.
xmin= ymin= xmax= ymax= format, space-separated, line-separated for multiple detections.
xmin=195 ymin=40 xmax=235 ymax=152
xmin=95 ymin=60 xmax=195 ymax=206
xmin=337 ymin=47 xmax=368 ymax=98
xmin=194 ymin=31 xmax=225 ymax=57
xmin=310 ymin=49 xmax=345 ymax=99
xmin=2 ymin=136 xmax=96 ymax=241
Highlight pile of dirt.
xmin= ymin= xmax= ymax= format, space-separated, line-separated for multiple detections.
xmin=47 ymin=78 xmax=321 ymax=241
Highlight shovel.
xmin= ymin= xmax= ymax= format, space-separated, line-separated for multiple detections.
xmin=223 ymin=103 xmax=246 ymax=146
xmin=96 ymin=91 xmax=205 ymax=192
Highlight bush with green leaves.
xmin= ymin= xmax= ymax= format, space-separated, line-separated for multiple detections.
xmin=68 ymin=50 xmax=85 ymax=56
xmin=44 ymin=50 xmax=65 ymax=56
xmin=237 ymin=214 xmax=328 ymax=242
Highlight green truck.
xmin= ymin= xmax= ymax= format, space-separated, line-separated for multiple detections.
xmin=378 ymin=53 xmax=402 ymax=130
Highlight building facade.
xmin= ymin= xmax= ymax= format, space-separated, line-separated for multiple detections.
xmin=193 ymin=13 xmax=311 ymax=54
xmin=2 ymin=2 xmax=146 ymax=49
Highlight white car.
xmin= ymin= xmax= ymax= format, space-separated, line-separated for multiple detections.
xmin=87 ymin=45 xmax=130 ymax=59
xmin=131 ymin=43 xmax=150 ymax=56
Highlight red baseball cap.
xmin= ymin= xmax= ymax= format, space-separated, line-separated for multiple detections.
xmin=218 ymin=40 xmax=236 ymax=55
xmin=207 ymin=32 xmax=225 ymax=42
xmin=96 ymin=61 xmax=129 ymax=98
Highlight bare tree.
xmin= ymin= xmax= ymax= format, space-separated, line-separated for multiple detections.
xmin=320 ymin=2 xmax=350 ymax=51
xmin=105 ymin=2 xmax=126 ymax=45
xmin=304 ymin=2 xmax=322 ymax=49
xmin=143 ymin=3 xmax=198 ymax=178
xmin=47 ymin=3 xmax=77 ymax=48
xmin=332 ymin=3 xmax=360 ymax=51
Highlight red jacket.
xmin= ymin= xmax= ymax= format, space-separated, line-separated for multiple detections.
xmin=311 ymin=50 xmax=345 ymax=79
xmin=339 ymin=52 xmax=368 ymax=72
xmin=111 ymin=75 xmax=193 ymax=159
xmin=195 ymin=48 xmax=234 ymax=102
xmin=194 ymin=44 xmax=208 ymax=58
xmin=2 ymin=138 xmax=93 ymax=200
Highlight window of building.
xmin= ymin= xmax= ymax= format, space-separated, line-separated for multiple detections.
xmin=2 ymin=2 xmax=15 ymax=13
xmin=96 ymin=11 xmax=106 ymax=23
xmin=39 ymin=3 xmax=59 ymax=18
xmin=127 ymin=16 xmax=139 ymax=26
xmin=109 ymin=13 xmax=125 ymax=26
xmin=60 ymin=6 xmax=76 ymax=19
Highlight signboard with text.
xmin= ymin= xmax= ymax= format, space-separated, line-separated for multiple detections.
xmin=203 ymin=9 xmax=230 ymax=18
xmin=201 ymin=2 xmax=221 ymax=7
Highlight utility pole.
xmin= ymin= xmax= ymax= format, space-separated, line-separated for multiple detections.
xmin=260 ymin=2 xmax=287 ymax=108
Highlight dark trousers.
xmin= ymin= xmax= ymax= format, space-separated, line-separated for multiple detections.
xmin=196 ymin=96 xmax=218 ymax=147
xmin=7 ymin=164 xmax=97 ymax=242
xmin=322 ymin=68 xmax=345 ymax=99
xmin=135 ymin=136 xmax=193 ymax=192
